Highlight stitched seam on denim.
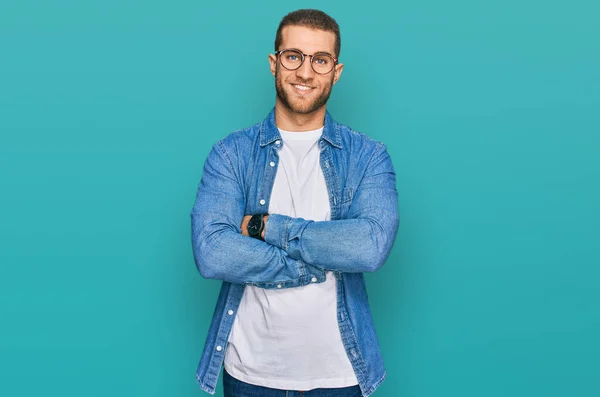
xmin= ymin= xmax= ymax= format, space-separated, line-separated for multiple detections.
xmin=334 ymin=121 xmax=342 ymax=148
xmin=363 ymin=371 xmax=386 ymax=397
xmin=216 ymin=140 xmax=235 ymax=176
xmin=283 ymin=216 xmax=291 ymax=251
xmin=336 ymin=276 xmax=370 ymax=388
xmin=347 ymin=143 xmax=382 ymax=220
xmin=348 ymin=327 xmax=368 ymax=378
xmin=196 ymin=370 xmax=217 ymax=394
xmin=347 ymin=127 xmax=385 ymax=148
xmin=205 ymin=293 xmax=237 ymax=390
xmin=197 ymin=381 xmax=216 ymax=395
xmin=215 ymin=140 xmax=246 ymax=214
xmin=297 ymin=258 xmax=306 ymax=278
xmin=339 ymin=283 xmax=369 ymax=380
xmin=341 ymin=187 xmax=354 ymax=204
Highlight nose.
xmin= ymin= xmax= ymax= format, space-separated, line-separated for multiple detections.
xmin=295 ymin=56 xmax=315 ymax=80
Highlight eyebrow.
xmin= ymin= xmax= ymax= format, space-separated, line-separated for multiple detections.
xmin=287 ymin=47 xmax=334 ymax=57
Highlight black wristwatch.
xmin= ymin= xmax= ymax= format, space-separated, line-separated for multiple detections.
xmin=247 ymin=214 xmax=267 ymax=241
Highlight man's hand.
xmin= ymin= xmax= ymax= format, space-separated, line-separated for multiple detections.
xmin=240 ymin=215 xmax=269 ymax=238
xmin=241 ymin=215 xmax=251 ymax=236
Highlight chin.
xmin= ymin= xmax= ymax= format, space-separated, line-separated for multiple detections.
xmin=290 ymin=104 xmax=321 ymax=115
xmin=286 ymin=95 xmax=320 ymax=114
xmin=289 ymin=103 xmax=314 ymax=114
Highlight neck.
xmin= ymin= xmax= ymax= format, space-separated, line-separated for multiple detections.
xmin=275 ymin=100 xmax=326 ymax=132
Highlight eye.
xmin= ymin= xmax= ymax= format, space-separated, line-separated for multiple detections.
xmin=314 ymin=56 xmax=330 ymax=65
xmin=287 ymin=54 xmax=300 ymax=61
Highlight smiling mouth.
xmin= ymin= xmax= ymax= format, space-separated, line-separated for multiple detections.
xmin=291 ymin=83 xmax=314 ymax=92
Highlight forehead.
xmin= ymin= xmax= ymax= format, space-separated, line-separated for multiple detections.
xmin=279 ymin=25 xmax=336 ymax=55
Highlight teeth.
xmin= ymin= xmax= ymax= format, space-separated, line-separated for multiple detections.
xmin=294 ymin=84 xmax=311 ymax=91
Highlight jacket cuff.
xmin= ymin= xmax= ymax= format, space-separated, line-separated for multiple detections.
xmin=264 ymin=213 xmax=291 ymax=250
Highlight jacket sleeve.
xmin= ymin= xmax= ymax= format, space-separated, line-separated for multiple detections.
xmin=191 ymin=141 xmax=314 ymax=287
xmin=264 ymin=144 xmax=399 ymax=273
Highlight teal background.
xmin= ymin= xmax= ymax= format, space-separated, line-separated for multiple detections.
xmin=1 ymin=0 xmax=599 ymax=396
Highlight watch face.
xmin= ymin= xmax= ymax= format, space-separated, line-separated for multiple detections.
xmin=247 ymin=215 xmax=262 ymax=237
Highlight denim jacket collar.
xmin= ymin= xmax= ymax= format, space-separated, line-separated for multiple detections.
xmin=259 ymin=107 xmax=343 ymax=149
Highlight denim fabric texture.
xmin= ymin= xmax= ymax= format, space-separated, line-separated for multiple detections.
xmin=191 ymin=108 xmax=399 ymax=396
xmin=223 ymin=369 xmax=363 ymax=397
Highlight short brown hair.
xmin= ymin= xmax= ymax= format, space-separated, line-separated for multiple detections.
xmin=274 ymin=9 xmax=341 ymax=58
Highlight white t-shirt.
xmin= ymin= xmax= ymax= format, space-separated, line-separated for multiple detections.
xmin=223 ymin=127 xmax=358 ymax=390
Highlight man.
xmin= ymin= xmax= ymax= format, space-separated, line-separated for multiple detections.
xmin=191 ymin=9 xmax=399 ymax=397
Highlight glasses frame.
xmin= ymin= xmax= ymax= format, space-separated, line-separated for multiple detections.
xmin=275 ymin=49 xmax=339 ymax=75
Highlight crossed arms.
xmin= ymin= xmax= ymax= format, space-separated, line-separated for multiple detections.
xmin=191 ymin=140 xmax=399 ymax=287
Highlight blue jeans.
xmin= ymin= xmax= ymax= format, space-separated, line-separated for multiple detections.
xmin=223 ymin=370 xmax=363 ymax=397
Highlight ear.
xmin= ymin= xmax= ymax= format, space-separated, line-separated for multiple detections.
xmin=268 ymin=53 xmax=277 ymax=77
xmin=333 ymin=62 xmax=344 ymax=85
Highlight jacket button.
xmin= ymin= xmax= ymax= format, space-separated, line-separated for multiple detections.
xmin=227 ymin=310 xmax=234 ymax=315
xmin=277 ymin=284 xmax=282 ymax=289
xmin=275 ymin=140 xmax=281 ymax=145
xmin=216 ymin=346 xmax=223 ymax=352
xmin=259 ymin=199 xmax=266 ymax=205
xmin=311 ymin=277 xmax=317 ymax=283
xmin=270 ymin=161 xmax=275 ymax=167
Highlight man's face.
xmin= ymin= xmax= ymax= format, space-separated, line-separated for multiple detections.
xmin=269 ymin=25 xmax=344 ymax=115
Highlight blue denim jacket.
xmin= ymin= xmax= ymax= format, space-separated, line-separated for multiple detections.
xmin=191 ymin=108 xmax=399 ymax=397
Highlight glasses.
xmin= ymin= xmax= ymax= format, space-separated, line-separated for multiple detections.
xmin=275 ymin=49 xmax=338 ymax=75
